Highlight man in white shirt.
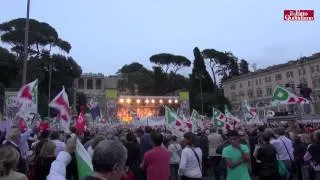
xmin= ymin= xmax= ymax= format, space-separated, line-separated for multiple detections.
xmin=208 ymin=128 xmax=224 ymax=180
xmin=271 ymin=127 xmax=294 ymax=180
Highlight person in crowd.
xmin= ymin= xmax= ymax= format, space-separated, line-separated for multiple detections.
xmin=51 ymin=131 xmax=66 ymax=157
xmin=2 ymin=127 xmax=27 ymax=174
xmin=27 ymin=132 xmax=37 ymax=148
xmin=85 ymin=140 xmax=128 ymax=180
xmin=168 ymin=135 xmax=181 ymax=180
xmin=304 ymin=130 xmax=320 ymax=180
xmin=47 ymin=135 xmax=77 ymax=180
xmin=248 ymin=129 xmax=260 ymax=178
xmin=179 ymin=132 xmax=203 ymax=180
xmin=140 ymin=126 xmax=153 ymax=157
xmin=208 ymin=128 xmax=224 ymax=180
xmin=0 ymin=145 xmax=28 ymax=180
xmin=196 ymin=130 xmax=209 ymax=177
xmin=34 ymin=130 xmax=50 ymax=157
xmin=33 ymin=140 xmax=57 ymax=180
xmin=125 ymin=132 xmax=142 ymax=180
xmin=87 ymin=135 xmax=105 ymax=157
xmin=271 ymin=127 xmax=295 ymax=180
xmin=222 ymin=130 xmax=251 ymax=180
xmin=293 ymin=134 xmax=310 ymax=180
xmin=141 ymin=131 xmax=170 ymax=180
xmin=255 ymin=132 xmax=279 ymax=180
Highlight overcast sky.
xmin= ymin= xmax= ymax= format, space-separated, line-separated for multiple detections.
xmin=1 ymin=0 xmax=319 ymax=76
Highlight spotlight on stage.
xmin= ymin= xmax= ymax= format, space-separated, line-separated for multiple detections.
xmin=145 ymin=99 xmax=150 ymax=104
xmin=126 ymin=99 xmax=131 ymax=104
xmin=168 ymin=99 xmax=172 ymax=104
xmin=174 ymin=99 xmax=178 ymax=104
xmin=159 ymin=99 xmax=163 ymax=104
xmin=151 ymin=99 xmax=155 ymax=104
xmin=136 ymin=99 xmax=141 ymax=104
xmin=119 ymin=99 xmax=124 ymax=103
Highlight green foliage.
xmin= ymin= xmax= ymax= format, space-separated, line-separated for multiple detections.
xmin=190 ymin=47 xmax=215 ymax=92
xmin=117 ymin=62 xmax=190 ymax=96
xmin=202 ymin=48 xmax=230 ymax=85
xmin=0 ymin=18 xmax=71 ymax=56
xmin=0 ymin=47 xmax=19 ymax=87
xmin=76 ymin=92 xmax=87 ymax=113
xmin=149 ymin=53 xmax=191 ymax=73
xmin=239 ymin=59 xmax=250 ymax=74
xmin=0 ymin=18 xmax=81 ymax=117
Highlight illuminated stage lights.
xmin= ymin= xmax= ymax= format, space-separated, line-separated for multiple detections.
xmin=119 ymin=99 xmax=124 ymax=103
xmin=151 ymin=99 xmax=155 ymax=104
xmin=168 ymin=99 xmax=172 ymax=104
xmin=126 ymin=99 xmax=131 ymax=104
xmin=174 ymin=99 xmax=179 ymax=104
xmin=159 ymin=99 xmax=163 ymax=104
xmin=145 ymin=99 xmax=150 ymax=104
xmin=136 ymin=99 xmax=141 ymax=104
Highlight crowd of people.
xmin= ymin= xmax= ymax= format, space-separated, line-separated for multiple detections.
xmin=0 ymin=121 xmax=320 ymax=180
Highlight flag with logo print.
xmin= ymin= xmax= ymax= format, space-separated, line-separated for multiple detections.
xmin=212 ymin=107 xmax=229 ymax=129
xmin=165 ymin=106 xmax=192 ymax=137
xmin=190 ymin=109 xmax=203 ymax=132
xmin=16 ymin=79 xmax=38 ymax=126
xmin=241 ymin=100 xmax=259 ymax=123
xmin=49 ymin=87 xmax=71 ymax=132
xmin=272 ymin=85 xmax=309 ymax=105
xmin=224 ymin=105 xmax=241 ymax=123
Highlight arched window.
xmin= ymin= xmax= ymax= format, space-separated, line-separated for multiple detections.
xmin=87 ymin=79 xmax=93 ymax=89
xmin=78 ymin=79 xmax=84 ymax=89
xmin=96 ymin=79 xmax=102 ymax=89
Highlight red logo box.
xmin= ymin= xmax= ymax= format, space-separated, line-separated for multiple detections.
xmin=284 ymin=10 xmax=314 ymax=21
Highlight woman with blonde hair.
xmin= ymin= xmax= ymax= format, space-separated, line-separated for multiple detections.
xmin=0 ymin=145 xmax=28 ymax=180
xmin=32 ymin=141 xmax=56 ymax=180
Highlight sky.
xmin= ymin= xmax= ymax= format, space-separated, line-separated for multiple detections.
xmin=1 ymin=0 xmax=320 ymax=76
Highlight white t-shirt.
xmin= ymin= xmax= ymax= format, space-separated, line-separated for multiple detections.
xmin=168 ymin=143 xmax=181 ymax=164
xmin=179 ymin=147 xmax=202 ymax=178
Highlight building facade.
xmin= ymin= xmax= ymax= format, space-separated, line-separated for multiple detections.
xmin=73 ymin=73 xmax=118 ymax=98
xmin=223 ymin=53 xmax=320 ymax=114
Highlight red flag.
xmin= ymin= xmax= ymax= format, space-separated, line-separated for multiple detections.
xmin=39 ymin=120 xmax=50 ymax=131
xmin=76 ymin=111 xmax=86 ymax=134
xmin=49 ymin=87 xmax=71 ymax=132
xmin=18 ymin=118 xmax=27 ymax=133
xmin=17 ymin=80 xmax=37 ymax=102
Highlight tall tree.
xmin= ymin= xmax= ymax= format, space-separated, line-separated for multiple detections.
xmin=0 ymin=47 xmax=19 ymax=87
xmin=117 ymin=62 xmax=149 ymax=74
xmin=149 ymin=53 xmax=191 ymax=73
xmin=239 ymin=59 xmax=250 ymax=74
xmin=229 ymin=58 xmax=239 ymax=77
xmin=191 ymin=47 xmax=215 ymax=92
xmin=0 ymin=18 xmax=71 ymax=57
xmin=190 ymin=47 xmax=216 ymax=114
xmin=0 ymin=18 xmax=81 ymax=116
xmin=202 ymin=49 xmax=229 ymax=85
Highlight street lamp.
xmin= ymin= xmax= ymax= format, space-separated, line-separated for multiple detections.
xmin=44 ymin=57 xmax=56 ymax=118
xmin=22 ymin=0 xmax=31 ymax=85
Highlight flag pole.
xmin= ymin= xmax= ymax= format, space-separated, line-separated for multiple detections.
xmin=22 ymin=0 xmax=31 ymax=86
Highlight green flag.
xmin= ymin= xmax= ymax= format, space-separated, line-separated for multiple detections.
xmin=75 ymin=139 xmax=93 ymax=180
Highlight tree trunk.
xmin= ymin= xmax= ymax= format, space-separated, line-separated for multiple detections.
xmin=209 ymin=59 xmax=217 ymax=86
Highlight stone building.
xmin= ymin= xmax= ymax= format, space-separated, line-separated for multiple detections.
xmin=222 ymin=53 xmax=320 ymax=114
